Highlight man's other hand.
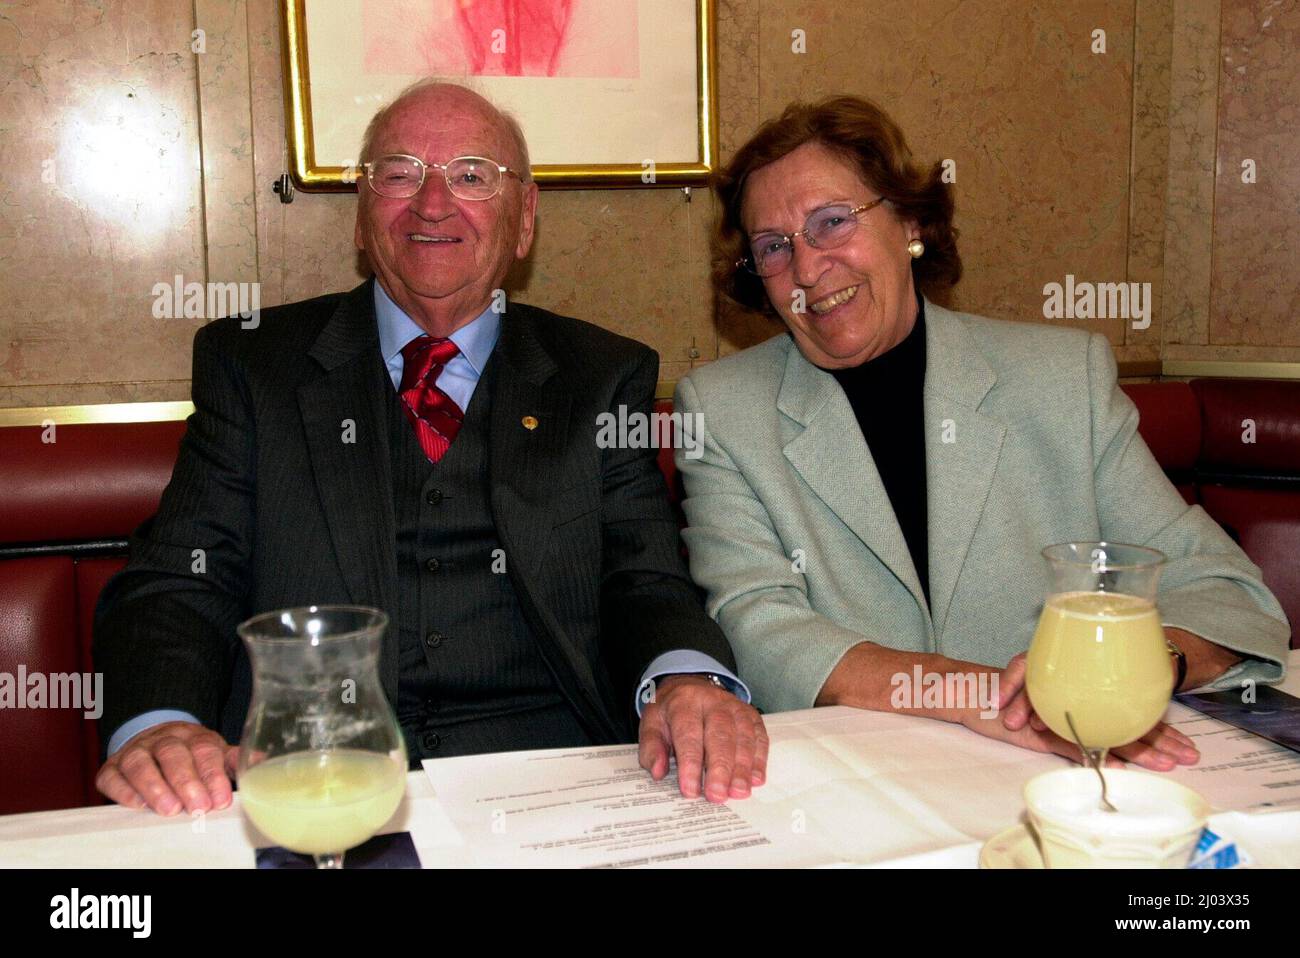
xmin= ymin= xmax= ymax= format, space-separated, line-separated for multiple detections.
xmin=95 ymin=721 xmax=239 ymax=816
xmin=637 ymin=674 xmax=768 ymax=803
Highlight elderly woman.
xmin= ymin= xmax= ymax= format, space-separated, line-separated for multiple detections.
xmin=675 ymin=96 xmax=1290 ymax=770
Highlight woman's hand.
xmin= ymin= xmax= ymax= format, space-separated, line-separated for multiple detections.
xmin=981 ymin=652 xmax=1200 ymax=771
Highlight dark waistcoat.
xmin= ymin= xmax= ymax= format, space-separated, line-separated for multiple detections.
xmin=386 ymin=357 xmax=592 ymax=764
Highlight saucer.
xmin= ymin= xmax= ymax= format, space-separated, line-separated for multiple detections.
xmin=979 ymin=823 xmax=1045 ymax=869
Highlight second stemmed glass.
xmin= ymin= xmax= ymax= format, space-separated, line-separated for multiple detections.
xmin=1025 ymin=543 xmax=1175 ymax=788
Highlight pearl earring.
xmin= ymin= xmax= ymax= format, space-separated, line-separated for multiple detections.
xmin=907 ymin=239 xmax=925 ymax=259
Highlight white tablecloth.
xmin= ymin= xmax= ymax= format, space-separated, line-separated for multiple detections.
xmin=1 ymin=651 xmax=1296 ymax=868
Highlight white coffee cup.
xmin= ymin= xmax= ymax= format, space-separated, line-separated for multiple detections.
xmin=1024 ymin=768 xmax=1210 ymax=868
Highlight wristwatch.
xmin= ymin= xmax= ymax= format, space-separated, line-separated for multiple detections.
xmin=1166 ymin=636 xmax=1188 ymax=691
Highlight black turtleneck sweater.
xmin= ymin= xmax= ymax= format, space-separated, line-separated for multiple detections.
xmin=824 ymin=296 xmax=930 ymax=607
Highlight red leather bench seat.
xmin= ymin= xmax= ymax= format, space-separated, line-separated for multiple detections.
xmin=0 ymin=421 xmax=185 ymax=814
xmin=1 ymin=380 xmax=1296 ymax=814
xmin=1119 ymin=382 xmax=1201 ymax=504
xmin=1184 ymin=380 xmax=1300 ymax=639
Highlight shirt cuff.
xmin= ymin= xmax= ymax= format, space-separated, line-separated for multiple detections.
xmin=635 ymin=651 xmax=751 ymax=717
xmin=107 ymin=709 xmax=202 ymax=755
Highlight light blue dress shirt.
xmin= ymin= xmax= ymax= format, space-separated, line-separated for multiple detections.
xmin=375 ymin=279 xmax=499 ymax=403
xmin=108 ymin=284 xmax=747 ymax=754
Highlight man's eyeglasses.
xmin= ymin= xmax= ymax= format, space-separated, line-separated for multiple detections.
xmin=362 ymin=154 xmax=524 ymax=201
xmin=738 ymin=198 xmax=887 ymax=277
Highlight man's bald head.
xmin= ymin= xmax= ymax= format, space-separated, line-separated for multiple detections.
xmin=358 ymin=80 xmax=531 ymax=180
xmin=353 ymin=78 xmax=539 ymax=338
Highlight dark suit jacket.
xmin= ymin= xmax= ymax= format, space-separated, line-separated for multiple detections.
xmin=94 ymin=280 xmax=736 ymax=749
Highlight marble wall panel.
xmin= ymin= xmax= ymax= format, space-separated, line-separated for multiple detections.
xmin=195 ymin=0 xmax=259 ymax=289
xmin=246 ymin=0 xmax=367 ymax=309
xmin=1162 ymin=0 xmax=1222 ymax=346
xmin=0 ymin=0 xmax=206 ymax=405
xmin=713 ymin=0 xmax=782 ymax=356
xmin=1126 ymin=0 xmax=1176 ymax=362
xmin=0 ymin=379 xmax=188 ymax=407
xmin=733 ymin=0 xmax=1137 ymax=350
xmin=1210 ymin=0 xmax=1300 ymax=347
xmin=507 ymin=187 xmax=718 ymax=383
xmin=2 ymin=0 xmax=1297 ymax=410
xmin=1165 ymin=343 xmax=1300 ymax=362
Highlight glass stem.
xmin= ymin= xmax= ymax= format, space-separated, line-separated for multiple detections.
xmin=314 ymin=852 xmax=345 ymax=870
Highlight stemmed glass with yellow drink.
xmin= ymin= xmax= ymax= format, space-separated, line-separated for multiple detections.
xmin=1026 ymin=543 xmax=1174 ymax=789
xmin=236 ymin=606 xmax=408 ymax=869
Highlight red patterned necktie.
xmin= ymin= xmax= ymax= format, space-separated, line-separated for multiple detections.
xmin=398 ymin=336 xmax=465 ymax=463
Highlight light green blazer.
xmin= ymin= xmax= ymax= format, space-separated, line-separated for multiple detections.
xmin=675 ymin=301 xmax=1291 ymax=714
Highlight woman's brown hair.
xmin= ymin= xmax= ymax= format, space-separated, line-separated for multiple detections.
xmin=714 ymin=95 xmax=961 ymax=314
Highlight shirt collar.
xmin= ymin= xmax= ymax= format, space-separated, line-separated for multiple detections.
xmin=373 ymin=279 xmax=501 ymax=377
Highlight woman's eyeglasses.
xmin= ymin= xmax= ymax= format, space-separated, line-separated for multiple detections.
xmin=739 ymin=198 xmax=886 ymax=277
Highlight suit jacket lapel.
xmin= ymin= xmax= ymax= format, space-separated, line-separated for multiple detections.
xmin=486 ymin=305 xmax=572 ymax=582
xmin=485 ymin=306 xmax=618 ymax=741
xmin=923 ymin=301 xmax=1007 ymax=637
xmin=777 ymin=338 xmax=928 ymax=613
xmin=298 ymin=280 xmax=401 ymax=701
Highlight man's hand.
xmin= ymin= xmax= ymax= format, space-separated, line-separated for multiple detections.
xmin=637 ymin=674 xmax=768 ymax=803
xmin=993 ymin=652 xmax=1199 ymax=771
xmin=95 ymin=721 xmax=239 ymax=816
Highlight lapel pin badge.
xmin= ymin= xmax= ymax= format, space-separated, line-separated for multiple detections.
xmin=521 ymin=415 xmax=539 ymax=431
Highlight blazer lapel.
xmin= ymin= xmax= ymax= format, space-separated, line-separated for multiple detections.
xmin=777 ymin=338 xmax=928 ymax=614
xmin=923 ymin=301 xmax=1007 ymax=637
xmin=298 ymin=280 xmax=401 ymax=701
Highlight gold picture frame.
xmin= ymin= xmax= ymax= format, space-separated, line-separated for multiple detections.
xmin=281 ymin=0 xmax=718 ymax=191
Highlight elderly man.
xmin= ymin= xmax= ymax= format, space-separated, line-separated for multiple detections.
xmin=93 ymin=80 xmax=766 ymax=816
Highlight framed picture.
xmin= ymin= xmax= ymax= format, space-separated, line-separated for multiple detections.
xmin=282 ymin=0 xmax=718 ymax=190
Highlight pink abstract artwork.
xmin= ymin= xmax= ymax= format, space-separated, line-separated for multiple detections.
xmin=362 ymin=0 xmax=640 ymax=78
